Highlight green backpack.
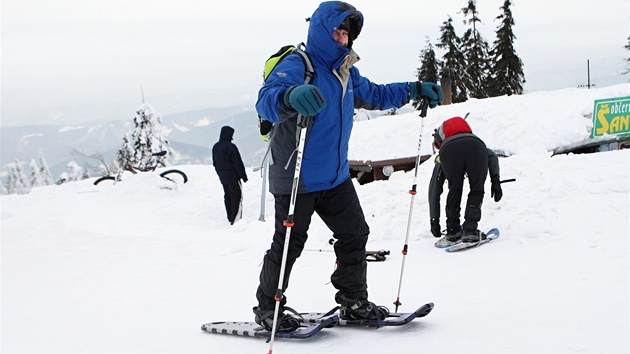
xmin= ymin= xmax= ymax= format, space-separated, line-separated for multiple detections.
xmin=258 ymin=43 xmax=314 ymax=142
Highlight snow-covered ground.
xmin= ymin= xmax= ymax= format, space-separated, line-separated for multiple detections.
xmin=2 ymin=84 xmax=629 ymax=353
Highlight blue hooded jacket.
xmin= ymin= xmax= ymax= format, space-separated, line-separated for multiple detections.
xmin=256 ymin=1 xmax=411 ymax=194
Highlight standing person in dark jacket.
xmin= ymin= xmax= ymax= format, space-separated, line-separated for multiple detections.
xmin=430 ymin=117 xmax=503 ymax=244
xmin=253 ymin=1 xmax=443 ymax=332
xmin=212 ymin=126 xmax=248 ymax=225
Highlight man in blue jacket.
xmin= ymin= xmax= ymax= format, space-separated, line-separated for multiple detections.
xmin=254 ymin=1 xmax=443 ymax=332
xmin=212 ymin=126 xmax=248 ymax=225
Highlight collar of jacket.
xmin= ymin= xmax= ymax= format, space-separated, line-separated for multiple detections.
xmin=335 ymin=49 xmax=360 ymax=97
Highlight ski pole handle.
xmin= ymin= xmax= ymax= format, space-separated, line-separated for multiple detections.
xmin=418 ymin=98 xmax=429 ymax=118
xmin=500 ymin=178 xmax=516 ymax=184
xmin=297 ymin=114 xmax=312 ymax=128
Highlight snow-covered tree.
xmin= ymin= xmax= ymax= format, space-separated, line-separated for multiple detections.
xmin=6 ymin=168 xmax=16 ymax=194
xmin=29 ymin=159 xmax=44 ymax=188
xmin=0 ymin=179 xmax=8 ymax=195
xmin=7 ymin=159 xmax=31 ymax=194
xmin=460 ymin=0 xmax=491 ymax=99
xmin=117 ymin=133 xmax=135 ymax=170
xmin=120 ymin=104 xmax=173 ymax=171
xmin=64 ymin=161 xmax=83 ymax=182
xmin=39 ymin=153 xmax=54 ymax=186
xmin=436 ymin=16 xmax=469 ymax=103
xmin=487 ymin=0 xmax=524 ymax=97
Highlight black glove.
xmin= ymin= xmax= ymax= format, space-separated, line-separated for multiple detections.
xmin=491 ymin=179 xmax=502 ymax=202
xmin=430 ymin=218 xmax=441 ymax=238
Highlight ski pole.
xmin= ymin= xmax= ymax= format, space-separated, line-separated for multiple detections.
xmin=267 ymin=114 xmax=311 ymax=354
xmin=393 ymin=98 xmax=429 ymax=312
xmin=258 ymin=153 xmax=269 ymax=222
xmin=255 ymin=135 xmax=275 ymax=222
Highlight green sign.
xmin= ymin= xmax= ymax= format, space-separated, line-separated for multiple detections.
xmin=592 ymin=96 xmax=630 ymax=138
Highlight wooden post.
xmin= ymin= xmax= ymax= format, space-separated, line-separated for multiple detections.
xmin=440 ymin=66 xmax=452 ymax=105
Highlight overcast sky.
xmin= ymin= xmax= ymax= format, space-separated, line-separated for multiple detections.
xmin=2 ymin=0 xmax=629 ymax=127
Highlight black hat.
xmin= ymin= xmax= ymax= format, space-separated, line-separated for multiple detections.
xmin=338 ymin=14 xmax=362 ymax=48
xmin=339 ymin=17 xmax=350 ymax=31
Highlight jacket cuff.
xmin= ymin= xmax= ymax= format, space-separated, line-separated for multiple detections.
xmin=283 ymin=85 xmax=298 ymax=108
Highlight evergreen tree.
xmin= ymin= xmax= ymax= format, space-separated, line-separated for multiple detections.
xmin=0 ymin=179 xmax=8 ymax=195
xmin=65 ymin=161 xmax=83 ymax=182
xmin=436 ymin=16 xmax=469 ymax=103
xmin=415 ymin=37 xmax=440 ymax=109
xmin=122 ymin=103 xmax=173 ymax=171
xmin=6 ymin=165 xmax=17 ymax=195
xmin=460 ymin=0 xmax=491 ymax=99
xmin=39 ymin=153 xmax=54 ymax=186
xmin=117 ymin=134 xmax=134 ymax=171
xmin=488 ymin=0 xmax=524 ymax=96
xmin=29 ymin=159 xmax=43 ymax=188
xmin=8 ymin=159 xmax=31 ymax=194
xmin=417 ymin=37 xmax=440 ymax=83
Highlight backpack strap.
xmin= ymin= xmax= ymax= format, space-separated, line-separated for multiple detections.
xmin=290 ymin=43 xmax=315 ymax=147
xmin=293 ymin=43 xmax=314 ymax=85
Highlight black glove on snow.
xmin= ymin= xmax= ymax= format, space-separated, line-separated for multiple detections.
xmin=491 ymin=179 xmax=503 ymax=202
xmin=430 ymin=218 xmax=441 ymax=238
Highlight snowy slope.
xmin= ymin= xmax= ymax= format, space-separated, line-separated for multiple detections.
xmin=2 ymin=84 xmax=629 ymax=353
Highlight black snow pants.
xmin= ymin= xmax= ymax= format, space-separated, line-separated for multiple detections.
xmin=256 ymin=178 xmax=370 ymax=310
xmin=222 ymin=182 xmax=242 ymax=224
xmin=439 ymin=135 xmax=488 ymax=233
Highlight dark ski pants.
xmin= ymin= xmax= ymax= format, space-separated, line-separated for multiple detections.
xmin=222 ymin=182 xmax=242 ymax=224
xmin=439 ymin=136 xmax=488 ymax=232
xmin=256 ymin=178 xmax=370 ymax=310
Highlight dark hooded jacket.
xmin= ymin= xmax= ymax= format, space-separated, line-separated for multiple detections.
xmin=256 ymin=1 xmax=412 ymax=194
xmin=212 ymin=126 xmax=248 ymax=185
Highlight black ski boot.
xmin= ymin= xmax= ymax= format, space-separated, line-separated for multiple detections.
xmin=445 ymin=226 xmax=462 ymax=242
xmin=340 ymin=300 xmax=389 ymax=321
xmin=253 ymin=306 xmax=300 ymax=332
xmin=460 ymin=229 xmax=487 ymax=243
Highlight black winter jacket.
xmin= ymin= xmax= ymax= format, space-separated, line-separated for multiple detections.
xmin=212 ymin=126 xmax=248 ymax=185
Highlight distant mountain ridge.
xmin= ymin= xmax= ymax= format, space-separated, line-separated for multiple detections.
xmin=0 ymin=105 xmax=268 ymax=180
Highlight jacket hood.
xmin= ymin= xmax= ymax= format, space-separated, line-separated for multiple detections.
xmin=306 ymin=1 xmax=363 ymax=68
xmin=219 ymin=126 xmax=234 ymax=141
